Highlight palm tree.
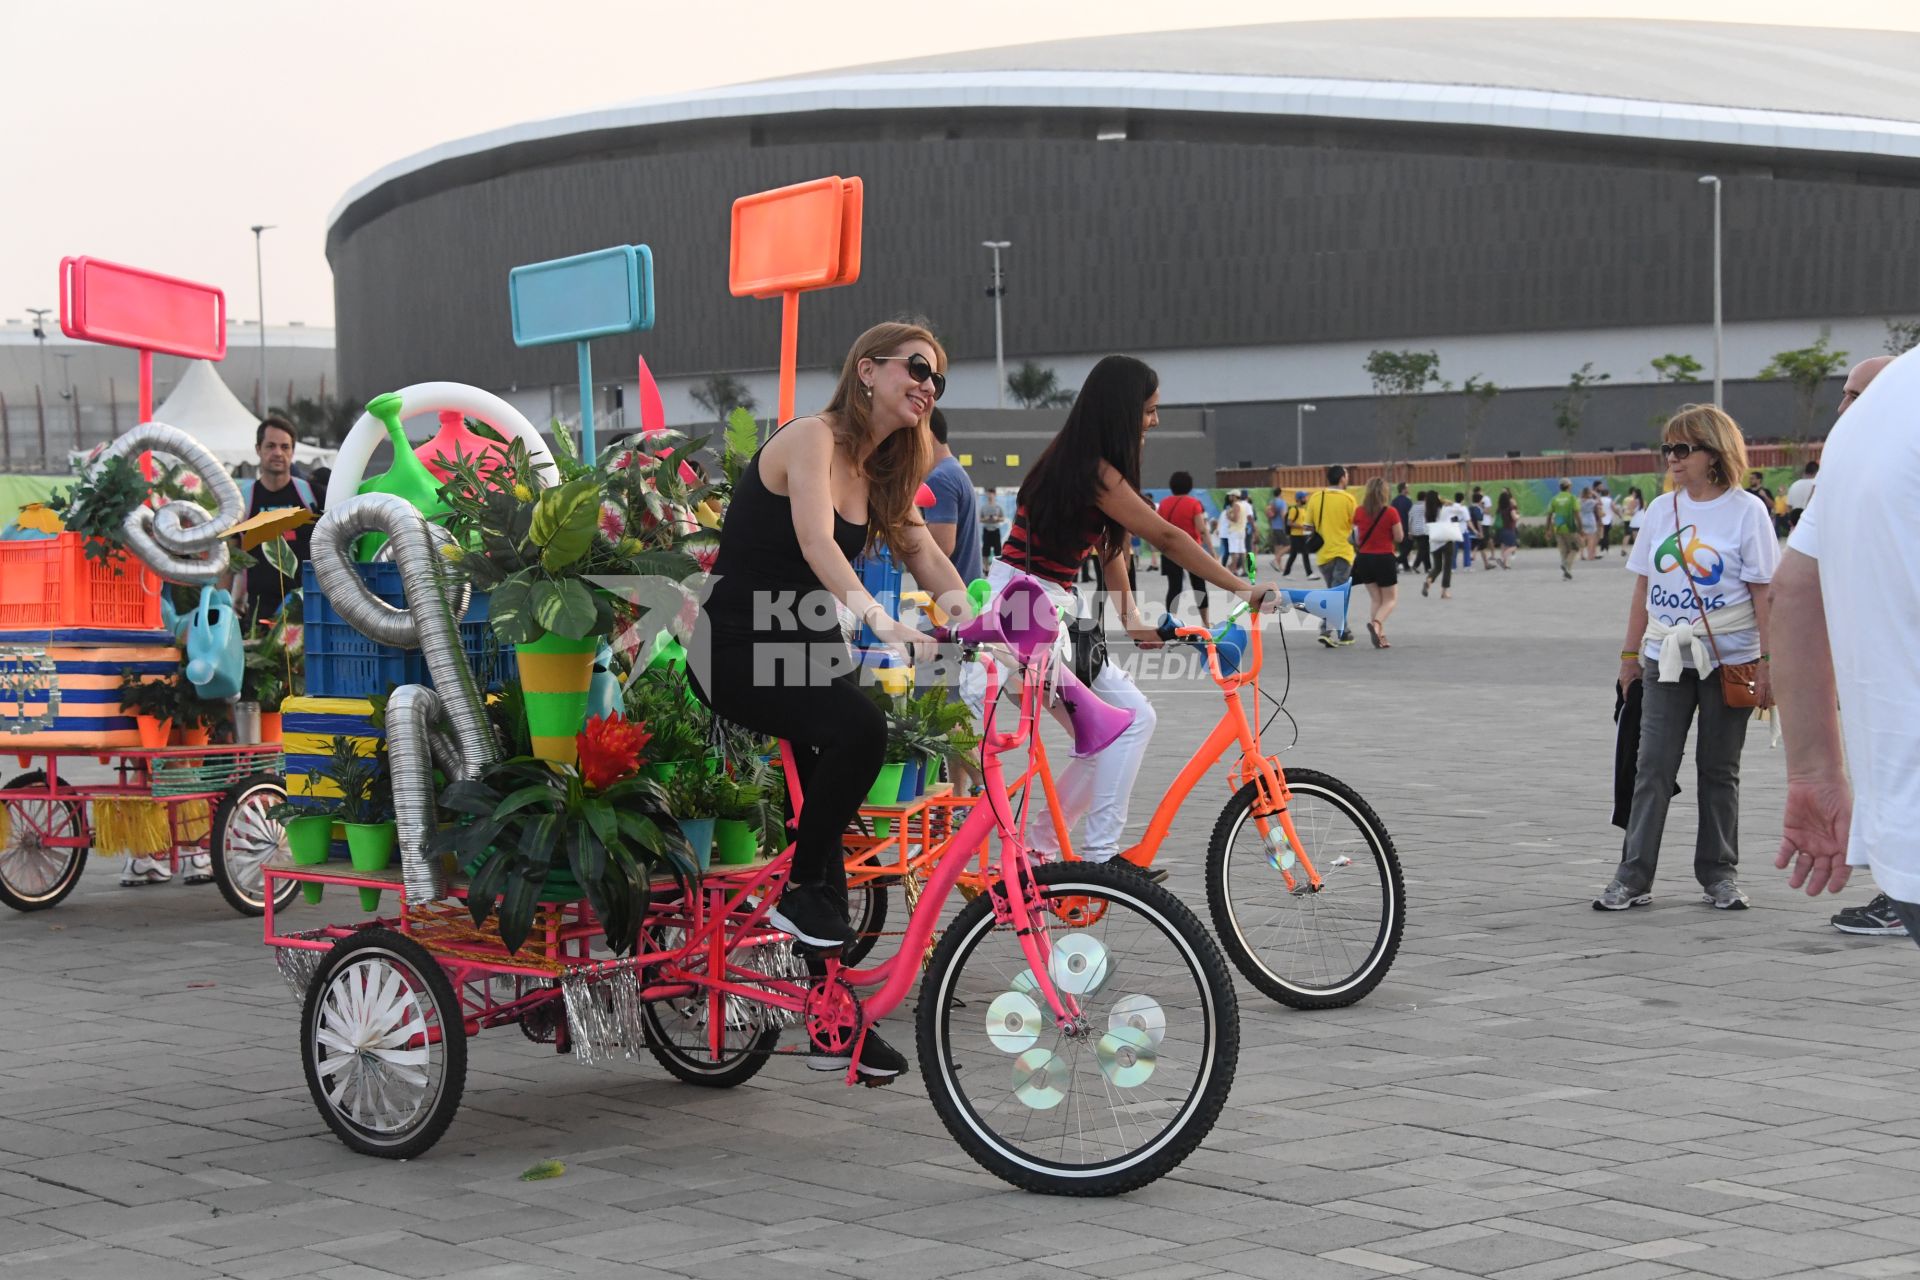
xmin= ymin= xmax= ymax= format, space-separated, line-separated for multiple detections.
xmin=690 ymin=373 xmax=757 ymax=424
xmin=1006 ymin=361 xmax=1074 ymax=409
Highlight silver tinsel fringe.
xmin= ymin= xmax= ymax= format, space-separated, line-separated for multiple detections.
xmin=560 ymin=965 xmax=649 ymax=1066
xmin=274 ymin=939 xmax=328 ymax=999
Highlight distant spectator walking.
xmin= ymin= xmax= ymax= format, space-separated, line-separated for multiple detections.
xmin=1351 ymin=478 xmax=1404 ymax=647
xmin=1597 ymin=482 xmax=1616 ymax=554
xmin=1309 ymin=465 xmax=1359 ymax=647
xmin=1620 ymin=487 xmax=1644 ymax=556
xmin=1547 ymin=479 xmax=1582 ymax=579
xmin=980 ymin=488 xmax=1005 ymax=565
xmin=1596 ymin=404 xmax=1778 ymax=913
xmin=1423 ymin=492 xmax=1466 ymax=599
xmin=1495 ymin=488 xmax=1519 ymax=569
xmin=1156 ymin=471 xmax=1212 ymax=626
xmin=1405 ymin=489 xmax=1430 ymax=573
xmin=922 ymin=408 xmax=983 ymax=585
xmin=1277 ymin=489 xmax=1316 ymax=578
xmin=1578 ymin=485 xmax=1601 ymax=560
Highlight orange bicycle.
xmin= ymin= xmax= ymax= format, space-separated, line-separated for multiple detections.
xmin=1013 ymin=600 xmax=1406 ymax=1010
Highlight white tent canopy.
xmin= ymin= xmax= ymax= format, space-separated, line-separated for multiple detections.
xmin=151 ymin=359 xmax=334 ymax=472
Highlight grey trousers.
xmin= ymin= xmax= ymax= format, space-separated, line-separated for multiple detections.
xmin=1319 ymin=557 xmax=1352 ymax=637
xmin=1616 ymin=660 xmax=1752 ymax=894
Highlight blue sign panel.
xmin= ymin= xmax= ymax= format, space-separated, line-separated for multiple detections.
xmin=509 ymin=245 xmax=654 ymax=347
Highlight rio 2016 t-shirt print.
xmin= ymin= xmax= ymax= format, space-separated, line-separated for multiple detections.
xmin=1626 ymin=488 xmax=1780 ymax=667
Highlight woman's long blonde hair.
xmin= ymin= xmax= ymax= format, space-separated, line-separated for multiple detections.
xmin=1361 ymin=476 xmax=1390 ymax=518
xmin=818 ymin=322 xmax=942 ymax=551
xmin=1663 ymin=404 xmax=1750 ymax=490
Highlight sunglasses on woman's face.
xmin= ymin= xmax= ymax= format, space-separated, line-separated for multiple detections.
xmin=873 ymin=353 xmax=946 ymax=400
xmin=1660 ymin=442 xmax=1710 ymax=460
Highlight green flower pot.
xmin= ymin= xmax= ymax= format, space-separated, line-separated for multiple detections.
xmin=677 ymin=816 xmax=715 ymax=872
xmin=344 ymin=820 xmax=397 ymax=913
xmin=516 ymin=630 xmax=602 ymax=765
xmin=713 ymin=818 xmax=760 ymax=865
xmin=867 ymin=762 xmax=906 ymax=837
xmin=284 ymin=813 xmax=333 ymax=905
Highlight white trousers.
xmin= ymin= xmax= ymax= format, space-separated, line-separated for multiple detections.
xmin=959 ymin=562 xmax=1158 ymax=862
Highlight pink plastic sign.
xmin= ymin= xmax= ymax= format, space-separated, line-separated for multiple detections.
xmin=59 ymin=257 xmax=226 ymax=360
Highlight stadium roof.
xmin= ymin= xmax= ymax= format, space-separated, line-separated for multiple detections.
xmin=331 ymin=19 xmax=1920 ymax=235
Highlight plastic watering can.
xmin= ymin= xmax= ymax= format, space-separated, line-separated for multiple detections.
xmin=183 ymin=584 xmax=243 ymax=700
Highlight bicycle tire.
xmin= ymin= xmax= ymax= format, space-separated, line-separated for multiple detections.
xmin=1206 ymin=768 xmax=1405 ymax=1010
xmin=917 ymin=860 xmax=1239 ymax=1196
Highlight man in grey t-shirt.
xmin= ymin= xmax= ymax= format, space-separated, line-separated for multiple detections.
xmin=923 ymin=408 xmax=983 ymax=584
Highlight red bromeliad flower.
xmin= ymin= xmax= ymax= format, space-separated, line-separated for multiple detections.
xmin=575 ymin=714 xmax=652 ymax=791
xmin=691 ymin=545 xmax=719 ymax=573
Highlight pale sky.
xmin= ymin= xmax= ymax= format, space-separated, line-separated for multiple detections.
xmin=5 ymin=0 xmax=1918 ymax=331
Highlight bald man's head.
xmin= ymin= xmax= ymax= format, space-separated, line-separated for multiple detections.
xmin=1839 ymin=356 xmax=1895 ymax=415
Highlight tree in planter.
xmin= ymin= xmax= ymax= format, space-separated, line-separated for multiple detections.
xmin=48 ymin=452 xmax=148 ymax=568
xmin=1006 ymin=361 xmax=1075 ymax=409
xmin=1551 ymin=363 xmax=1611 ymax=453
xmin=1459 ymin=376 xmax=1499 ymax=480
xmin=435 ymin=713 xmax=693 ymax=955
xmin=1363 ymin=349 xmax=1444 ymax=473
xmin=1760 ymin=338 xmax=1848 ymax=443
xmin=318 ymin=735 xmax=392 ymax=827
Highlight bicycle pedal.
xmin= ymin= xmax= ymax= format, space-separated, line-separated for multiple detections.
xmin=860 ymin=1072 xmax=898 ymax=1089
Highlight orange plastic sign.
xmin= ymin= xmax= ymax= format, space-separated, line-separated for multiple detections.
xmin=729 ymin=177 xmax=863 ymax=299
xmin=59 ymin=257 xmax=226 ymax=360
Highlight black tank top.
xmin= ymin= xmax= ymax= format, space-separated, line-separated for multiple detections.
xmin=703 ymin=442 xmax=868 ymax=643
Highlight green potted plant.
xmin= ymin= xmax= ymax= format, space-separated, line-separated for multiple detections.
xmin=118 ymin=668 xmax=176 ymax=749
xmin=900 ymin=686 xmax=978 ymax=791
xmin=662 ymin=768 xmax=726 ymax=871
xmin=243 ymin=609 xmax=303 ymax=743
xmin=437 ymin=428 xmax=708 ymax=765
xmin=308 ymin=735 xmax=396 ymax=911
xmin=626 ymin=667 xmax=711 ymax=780
xmin=48 ymin=452 xmax=148 ymax=570
xmin=433 ymin=712 xmax=693 ymax=955
xmin=265 ymin=796 xmax=335 ymax=905
xmin=173 ymin=684 xmax=228 ymax=747
xmin=710 ymin=773 xmax=766 ymax=866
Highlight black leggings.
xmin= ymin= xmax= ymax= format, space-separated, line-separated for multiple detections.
xmin=1282 ymin=534 xmax=1315 ymax=576
xmin=692 ymin=638 xmax=884 ymax=887
xmin=1426 ymin=544 xmax=1453 ymax=591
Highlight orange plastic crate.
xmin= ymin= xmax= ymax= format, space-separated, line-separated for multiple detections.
xmin=0 ymin=533 xmax=162 ymax=630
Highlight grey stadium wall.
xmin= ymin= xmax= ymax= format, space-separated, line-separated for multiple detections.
xmin=329 ymin=109 xmax=1920 ymax=408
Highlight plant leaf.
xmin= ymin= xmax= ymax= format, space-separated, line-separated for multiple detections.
xmin=519 ymin=1159 xmax=566 ymax=1182
xmin=498 ymin=871 xmax=540 ymax=954
xmin=532 ymin=578 xmax=597 ymax=638
xmin=489 ymin=577 xmax=540 ymax=645
xmin=490 ymin=783 xmax=559 ymax=821
xmin=530 ymin=478 xmax=601 ymax=571
xmin=261 ymin=537 xmax=299 ymax=580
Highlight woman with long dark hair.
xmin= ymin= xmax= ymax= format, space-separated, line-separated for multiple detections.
xmin=979 ymin=355 xmax=1274 ymax=867
xmin=694 ymin=321 xmax=971 ymax=1079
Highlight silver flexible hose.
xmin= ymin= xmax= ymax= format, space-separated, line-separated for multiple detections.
xmin=385 ymin=684 xmax=461 ymax=903
xmin=91 ymin=423 xmax=244 ymax=584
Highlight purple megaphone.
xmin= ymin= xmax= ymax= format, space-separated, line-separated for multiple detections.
xmin=1053 ymin=665 xmax=1134 ymax=758
xmin=950 ymin=573 xmax=1060 ymax=661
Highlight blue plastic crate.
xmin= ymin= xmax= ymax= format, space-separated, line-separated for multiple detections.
xmin=302 ymin=563 xmax=517 ymax=699
xmin=851 ymin=548 xmax=902 ymax=647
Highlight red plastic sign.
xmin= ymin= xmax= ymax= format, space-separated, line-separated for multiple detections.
xmin=59 ymin=257 xmax=226 ymax=360
xmin=729 ymin=177 xmax=863 ymax=299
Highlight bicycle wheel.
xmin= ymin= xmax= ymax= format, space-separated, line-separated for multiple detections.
xmin=301 ymin=929 xmax=467 ymax=1159
xmin=210 ymin=773 xmax=302 ymax=917
xmin=0 ymin=771 xmax=86 ymax=913
xmin=1206 ymin=768 xmax=1405 ymax=1010
xmin=641 ymin=926 xmax=780 ymax=1087
xmin=917 ymin=860 xmax=1238 ymax=1196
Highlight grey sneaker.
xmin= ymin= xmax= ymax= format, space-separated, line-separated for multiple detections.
xmin=1701 ymin=880 xmax=1750 ymax=910
xmin=1592 ymin=880 xmax=1651 ymax=911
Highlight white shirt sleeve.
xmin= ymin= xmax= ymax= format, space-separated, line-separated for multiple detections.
xmin=1741 ymin=492 xmax=1781 ymax=583
xmin=1786 ymin=493 xmax=1821 ymax=561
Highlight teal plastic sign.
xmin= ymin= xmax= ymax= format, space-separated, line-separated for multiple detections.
xmin=508 ymin=245 xmax=654 ymax=346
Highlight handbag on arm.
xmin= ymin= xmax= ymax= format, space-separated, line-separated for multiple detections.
xmin=1671 ymin=492 xmax=1760 ymax=708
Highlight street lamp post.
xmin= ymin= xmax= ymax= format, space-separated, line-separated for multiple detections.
xmin=1697 ymin=175 xmax=1722 ymax=405
xmin=250 ymin=224 xmax=276 ymax=415
xmin=26 ymin=307 xmax=51 ymax=459
xmin=1295 ymin=402 xmax=1317 ymax=467
xmin=982 ymin=240 xmax=1010 ymax=408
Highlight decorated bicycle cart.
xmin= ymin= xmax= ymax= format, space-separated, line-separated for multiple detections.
xmin=0 ymin=423 xmax=294 ymax=915
xmin=260 ymin=371 xmax=1240 ymax=1194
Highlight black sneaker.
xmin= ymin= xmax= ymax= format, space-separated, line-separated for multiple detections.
xmin=804 ymin=1026 xmax=909 ymax=1079
xmin=1098 ymin=858 xmax=1170 ymax=886
xmin=1832 ymin=893 xmax=1910 ymax=936
xmin=767 ymin=883 xmax=857 ymax=949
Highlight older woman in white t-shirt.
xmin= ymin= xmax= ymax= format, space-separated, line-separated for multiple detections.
xmin=1597 ymin=405 xmax=1779 ymax=913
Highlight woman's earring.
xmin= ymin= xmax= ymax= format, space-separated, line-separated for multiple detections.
xmin=863 ymin=384 xmax=872 ymax=397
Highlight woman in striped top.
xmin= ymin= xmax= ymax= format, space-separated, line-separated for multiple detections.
xmin=969 ymin=355 xmax=1276 ymax=868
